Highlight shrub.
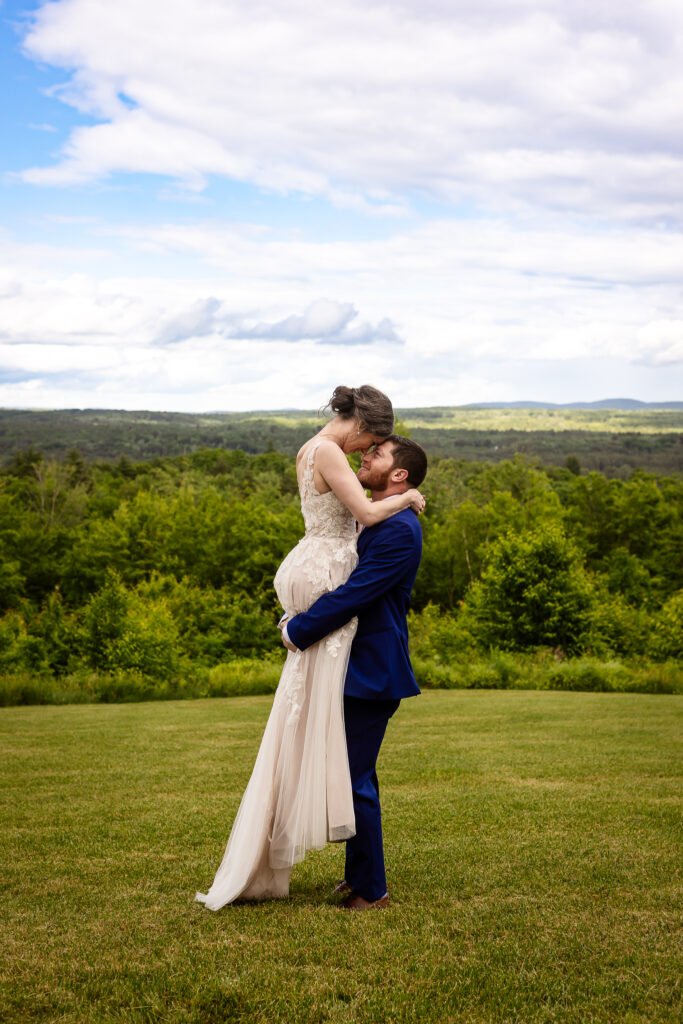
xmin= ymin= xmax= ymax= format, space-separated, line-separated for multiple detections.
xmin=486 ymin=650 xmax=523 ymax=688
xmin=205 ymin=658 xmax=283 ymax=697
xmin=602 ymin=548 xmax=653 ymax=606
xmin=412 ymin=651 xmax=523 ymax=690
xmin=0 ymin=611 xmax=52 ymax=675
xmin=463 ymin=523 xmax=596 ymax=654
xmin=585 ymin=588 xmax=652 ymax=657
xmin=541 ymin=658 xmax=629 ymax=692
xmin=408 ymin=603 xmax=475 ymax=661
xmin=89 ymin=671 xmax=180 ymax=703
xmin=82 ymin=573 xmax=180 ymax=679
xmin=647 ymin=590 xmax=683 ymax=660
xmin=0 ymin=672 xmax=57 ymax=706
xmin=25 ymin=590 xmax=84 ymax=675
xmin=0 ymin=557 xmax=24 ymax=608
xmin=411 ymin=657 xmax=460 ymax=689
xmin=137 ymin=574 xmax=279 ymax=662
xmin=626 ymin=662 xmax=681 ymax=694
xmin=463 ymin=663 xmax=501 ymax=689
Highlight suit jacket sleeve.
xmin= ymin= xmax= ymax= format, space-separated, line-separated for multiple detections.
xmin=286 ymin=517 xmax=418 ymax=651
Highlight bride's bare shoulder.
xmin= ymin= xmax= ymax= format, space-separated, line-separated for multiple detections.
xmin=296 ymin=438 xmax=314 ymax=465
xmin=296 ymin=436 xmax=340 ymax=464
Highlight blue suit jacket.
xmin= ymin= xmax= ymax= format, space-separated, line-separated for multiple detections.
xmin=286 ymin=508 xmax=422 ymax=701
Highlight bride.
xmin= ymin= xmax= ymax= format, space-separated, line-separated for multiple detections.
xmin=196 ymin=385 xmax=425 ymax=909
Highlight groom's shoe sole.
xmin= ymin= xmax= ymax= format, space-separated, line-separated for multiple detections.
xmin=332 ymin=880 xmax=352 ymax=896
xmin=338 ymin=893 xmax=390 ymax=911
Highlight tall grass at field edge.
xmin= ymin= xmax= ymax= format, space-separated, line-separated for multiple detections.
xmin=0 ymin=658 xmax=284 ymax=707
xmin=412 ymin=653 xmax=682 ymax=694
xmin=0 ymin=653 xmax=680 ymax=706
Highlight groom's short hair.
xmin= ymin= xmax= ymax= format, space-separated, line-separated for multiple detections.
xmin=386 ymin=435 xmax=428 ymax=488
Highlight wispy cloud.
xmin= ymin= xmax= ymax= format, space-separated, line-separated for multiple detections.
xmin=243 ymin=300 xmax=402 ymax=346
xmin=1 ymin=213 xmax=681 ymax=374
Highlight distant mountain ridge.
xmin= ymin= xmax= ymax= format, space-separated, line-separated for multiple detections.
xmin=459 ymin=399 xmax=682 ymax=410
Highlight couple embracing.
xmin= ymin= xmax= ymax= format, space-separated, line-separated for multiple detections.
xmin=196 ymin=385 xmax=427 ymax=912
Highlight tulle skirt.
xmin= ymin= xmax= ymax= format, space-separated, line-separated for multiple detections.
xmin=196 ymin=534 xmax=358 ymax=909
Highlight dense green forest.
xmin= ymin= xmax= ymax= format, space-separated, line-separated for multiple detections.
xmin=1 ymin=407 xmax=682 ymax=476
xmin=0 ymin=440 xmax=681 ymax=704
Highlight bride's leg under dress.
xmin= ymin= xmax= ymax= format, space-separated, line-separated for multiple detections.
xmin=195 ymin=625 xmax=355 ymax=910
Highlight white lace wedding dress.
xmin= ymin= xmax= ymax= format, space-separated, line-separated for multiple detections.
xmin=196 ymin=441 xmax=358 ymax=909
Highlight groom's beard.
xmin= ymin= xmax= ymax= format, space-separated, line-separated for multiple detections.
xmin=357 ymin=465 xmax=394 ymax=492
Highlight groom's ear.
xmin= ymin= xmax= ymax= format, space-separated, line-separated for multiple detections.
xmin=391 ymin=466 xmax=409 ymax=484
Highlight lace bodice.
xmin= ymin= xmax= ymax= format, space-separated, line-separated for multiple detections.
xmin=273 ymin=440 xmax=359 ymax=618
xmin=299 ymin=440 xmax=357 ymax=541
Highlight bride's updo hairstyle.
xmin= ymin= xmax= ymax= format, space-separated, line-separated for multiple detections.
xmin=327 ymin=385 xmax=394 ymax=438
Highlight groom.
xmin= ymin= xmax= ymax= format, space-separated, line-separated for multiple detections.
xmin=280 ymin=434 xmax=427 ymax=910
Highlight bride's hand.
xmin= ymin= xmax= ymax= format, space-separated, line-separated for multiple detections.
xmin=406 ymin=488 xmax=426 ymax=515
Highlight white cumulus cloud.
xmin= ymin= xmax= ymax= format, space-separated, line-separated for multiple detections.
xmin=4 ymin=1 xmax=683 ymax=409
xmin=18 ymin=0 xmax=683 ymax=222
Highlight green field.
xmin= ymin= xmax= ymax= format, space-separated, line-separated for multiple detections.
xmin=197 ymin=407 xmax=683 ymax=434
xmin=405 ymin=407 xmax=683 ymax=434
xmin=2 ymin=690 xmax=680 ymax=1023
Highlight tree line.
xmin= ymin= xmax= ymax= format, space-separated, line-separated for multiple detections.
xmin=0 ymin=444 xmax=681 ymax=701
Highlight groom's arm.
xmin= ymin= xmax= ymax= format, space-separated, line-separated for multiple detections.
xmin=285 ymin=518 xmax=419 ymax=652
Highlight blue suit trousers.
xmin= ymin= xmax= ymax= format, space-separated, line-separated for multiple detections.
xmin=343 ymin=694 xmax=401 ymax=902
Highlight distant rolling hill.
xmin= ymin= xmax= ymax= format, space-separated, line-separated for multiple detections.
xmin=0 ymin=403 xmax=681 ymax=477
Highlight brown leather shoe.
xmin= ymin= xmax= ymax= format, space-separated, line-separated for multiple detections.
xmin=332 ymin=880 xmax=352 ymax=896
xmin=338 ymin=892 xmax=390 ymax=911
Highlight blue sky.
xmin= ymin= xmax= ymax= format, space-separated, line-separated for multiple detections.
xmin=1 ymin=0 xmax=682 ymax=411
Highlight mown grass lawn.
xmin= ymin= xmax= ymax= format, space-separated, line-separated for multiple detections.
xmin=1 ymin=690 xmax=680 ymax=1023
